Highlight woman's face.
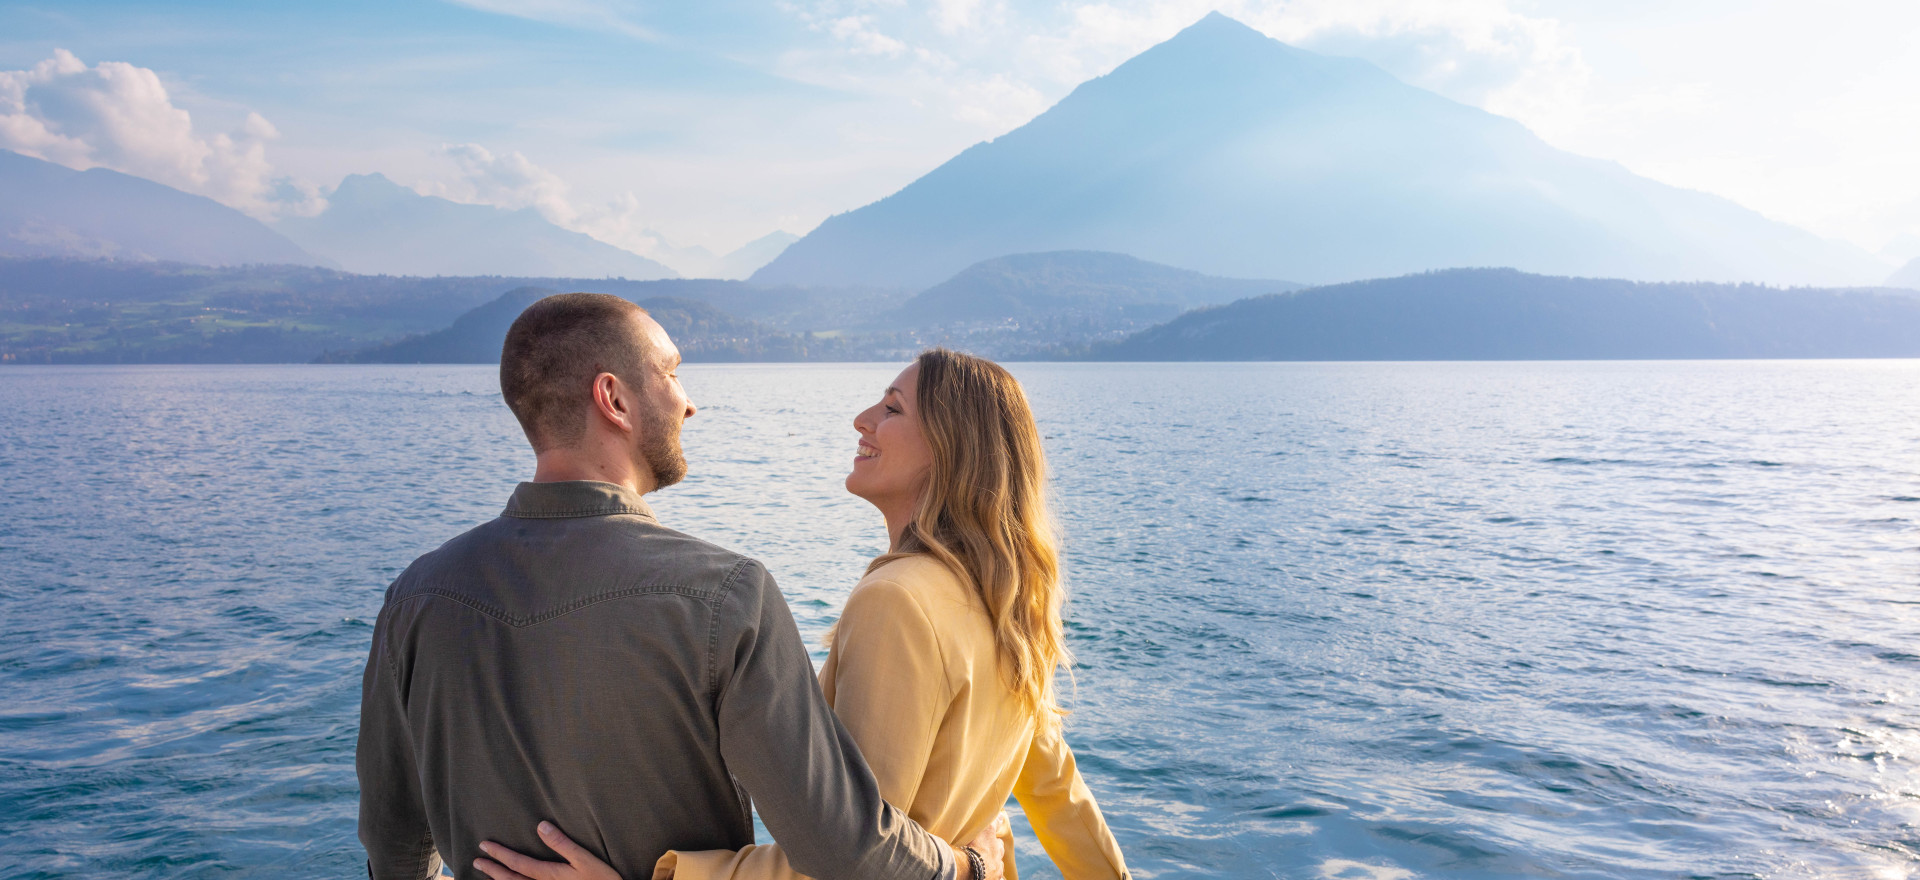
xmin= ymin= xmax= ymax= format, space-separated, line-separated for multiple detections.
xmin=847 ymin=363 xmax=933 ymax=514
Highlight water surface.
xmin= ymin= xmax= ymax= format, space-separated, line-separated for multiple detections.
xmin=2 ymin=361 xmax=1916 ymax=878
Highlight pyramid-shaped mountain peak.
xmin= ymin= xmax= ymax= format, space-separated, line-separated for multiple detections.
xmin=753 ymin=14 xmax=1880 ymax=289
xmin=1177 ymin=10 xmax=1263 ymax=38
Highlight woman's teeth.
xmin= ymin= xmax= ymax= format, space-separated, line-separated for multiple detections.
xmin=857 ymin=443 xmax=878 ymax=458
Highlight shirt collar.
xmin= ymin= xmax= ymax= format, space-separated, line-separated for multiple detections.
xmin=502 ymin=480 xmax=657 ymax=521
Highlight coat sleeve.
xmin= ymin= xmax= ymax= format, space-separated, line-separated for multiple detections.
xmin=356 ymin=606 xmax=445 ymax=880
xmin=822 ymin=576 xmax=952 ymax=810
xmin=1011 ymin=724 xmax=1130 ymax=880
xmin=706 ymin=560 xmax=952 ymax=880
xmin=661 ymin=575 xmax=957 ymax=880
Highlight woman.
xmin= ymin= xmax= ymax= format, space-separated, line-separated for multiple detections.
xmin=476 ymin=349 xmax=1130 ymax=880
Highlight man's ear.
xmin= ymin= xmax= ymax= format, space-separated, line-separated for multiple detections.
xmin=591 ymin=372 xmax=635 ymax=433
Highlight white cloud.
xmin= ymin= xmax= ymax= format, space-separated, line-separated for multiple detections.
xmin=1012 ymin=0 xmax=1590 ymax=121
xmin=421 ymin=142 xmax=701 ymax=266
xmin=0 ymin=49 xmax=320 ymax=219
xmin=946 ymin=73 xmax=1048 ymax=129
xmin=932 ymin=0 xmax=994 ymax=34
xmin=755 ymin=0 xmax=1920 ymax=252
xmin=1249 ymin=0 xmax=1590 ymax=126
xmin=428 ymin=142 xmax=580 ymax=226
xmin=829 ymin=16 xmax=909 ymax=57
xmin=771 ymin=0 xmax=1590 ymax=141
xmin=439 ymin=0 xmax=656 ymax=40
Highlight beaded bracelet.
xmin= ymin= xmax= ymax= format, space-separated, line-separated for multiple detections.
xmin=963 ymin=845 xmax=987 ymax=880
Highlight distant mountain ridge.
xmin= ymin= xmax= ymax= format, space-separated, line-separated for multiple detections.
xmin=892 ymin=251 xmax=1297 ymax=326
xmin=754 ymin=13 xmax=1884 ymax=290
xmin=1096 ymin=268 xmax=1920 ymax=360
xmin=0 ymin=257 xmax=889 ymax=363
xmin=1888 ymin=257 xmax=1920 ymax=290
xmin=0 ymin=150 xmax=327 ymax=267
xmin=326 ymin=285 xmax=847 ymax=363
xmin=9 ymin=256 xmax=1916 ymax=364
xmin=276 ymin=173 xmax=677 ymax=279
xmin=643 ymin=230 xmax=800 ymax=279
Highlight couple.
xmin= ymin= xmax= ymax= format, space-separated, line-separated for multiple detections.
xmin=356 ymin=293 xmax=1130 ymax=880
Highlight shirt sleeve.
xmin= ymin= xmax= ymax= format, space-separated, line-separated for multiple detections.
xmin=356 ymin=606 xmax=445 ymax=880
xmin=661 ymin=575 xmax=958 ymax=880
xmin=711 ymin=559 xmax=953 ymax=880
xmin=1012 ymin=724 xmax=1130 ymax=880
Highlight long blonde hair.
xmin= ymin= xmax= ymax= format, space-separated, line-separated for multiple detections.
xmin=869 ymin=348 xmax=1070 ymax=730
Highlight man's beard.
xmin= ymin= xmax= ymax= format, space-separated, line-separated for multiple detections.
xmin=640 ymin=408 xmax=688 ymax=489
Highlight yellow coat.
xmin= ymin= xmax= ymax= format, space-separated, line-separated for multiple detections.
xmin=656 ymin=554 xmax=1129 ymax=880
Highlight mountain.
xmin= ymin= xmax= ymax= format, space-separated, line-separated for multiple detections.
xmin=753 ymin=13 xmax=1883 ymax=290
xmin=328 ymin=285 xmax=850 ymax=363
xmin=276 ymin=174 xmax=677 ymax=279
xmin=0 ymin=256 xmax=908 ymax=363
xmin=893 ymin=250 xmax=1297 ymax=326
xmin=642 ymin=230 xmax=800 ymax=279
xmin=717 ymin=231 xmax=801 ymax=279
xmin=1888 ymin=257 xmax=1920 ymax=290
xmin=0 ymin=150 xmax=327 ymax=267
xmin=1094 ymin=268 xmax=1920 ymax=360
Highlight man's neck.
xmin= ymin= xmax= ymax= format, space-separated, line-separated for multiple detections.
xmin=532 ymin=448 xmax=656 ymax=497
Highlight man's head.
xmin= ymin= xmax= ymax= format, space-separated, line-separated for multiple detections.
xmin=500 ymin=293 xmax=695 ymax=492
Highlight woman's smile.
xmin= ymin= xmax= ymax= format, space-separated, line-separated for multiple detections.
xmin=856 ymin=441 xmax=879 ymax=460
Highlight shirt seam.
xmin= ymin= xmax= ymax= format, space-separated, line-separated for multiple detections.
xmin=391 ymin=584 xmax=721 ymax=627
xmin=501 ymin=506 xmax=656 ymax=520
xmin=842 ymin=573 xmax=959 ymax=796
xmin=866 ymin=561 xmax=963 ymax=706
xmin=708 ymin=557 xmax=753 ymax=699
xmin=893 ymin=577 xmax=960 ymax=709
xmin=373 ymin=616 xmax=436 ymax=878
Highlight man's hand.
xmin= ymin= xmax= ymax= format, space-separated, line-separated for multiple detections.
xmin=952 ymin=813 xmax=1010 ymax=880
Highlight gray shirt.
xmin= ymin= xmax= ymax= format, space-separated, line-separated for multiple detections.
xmin=356 ymin=480 xmax=953 ymax=880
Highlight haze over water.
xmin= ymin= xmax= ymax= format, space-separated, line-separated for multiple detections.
xmin=2 ymin=361 xmax=1916 ymax=878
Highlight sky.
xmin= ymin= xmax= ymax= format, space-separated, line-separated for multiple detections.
xmin=2 ymin=0 xmax=1917 ymax=266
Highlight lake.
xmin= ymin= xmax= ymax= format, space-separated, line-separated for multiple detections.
xmin=2 ymin=361 xmax=1916 ymax=878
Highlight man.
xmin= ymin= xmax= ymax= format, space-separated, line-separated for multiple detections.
xmin=356 ymin=293 xmax=999 ymax=880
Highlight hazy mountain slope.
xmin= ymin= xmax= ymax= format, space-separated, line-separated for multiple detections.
xmin=893 ymin=250 xmax=1297 ymax=325
xmin=331 ymin=285 xmax=841 ymax=363
xmin=1096 ymin=269 xmax=1920 ymax=360
xmin=1888 ymin=257 xmax=1920 ymax=290
xmin=276 ymin=174 xmax=677 ymax=279
xmin=641 ymin=230 xmax=798 ymax=279
xmin=0 ymin=256 xmax=904 ymax=363
xmin=754 ymin=13 xmax=1881 ymax=290
xmin=719 ymin=231 xmax=800 ymax=279
xmin=0 ymin=150 xmax=326 ymax=267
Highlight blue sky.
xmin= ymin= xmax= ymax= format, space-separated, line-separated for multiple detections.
xmin=4 ymin=1 xmax=1918 ymax=267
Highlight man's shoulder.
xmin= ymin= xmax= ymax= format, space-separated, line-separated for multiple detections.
xmin=384 ymin=514 xmax=769 ymax=607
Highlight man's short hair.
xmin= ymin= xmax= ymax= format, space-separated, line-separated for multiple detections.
xmin=500 ymin=293 xmax=652 ymax=452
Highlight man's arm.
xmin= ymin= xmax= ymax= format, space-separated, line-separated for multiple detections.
xmin=357 ymin=608 xmax=443 ymax=880
xmin=711 ymin=559 xmax=955 ymax=880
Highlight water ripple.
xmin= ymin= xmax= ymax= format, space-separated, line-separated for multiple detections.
xmin=1 ymin=361 xmax=1917 ymax=878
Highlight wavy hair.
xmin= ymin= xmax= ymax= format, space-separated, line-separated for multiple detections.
xmin=868 ymin=348 xmax=1070 ymax=730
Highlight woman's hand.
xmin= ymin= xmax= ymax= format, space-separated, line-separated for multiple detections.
xmin=474 ymin=821 xmax=621 ymax=880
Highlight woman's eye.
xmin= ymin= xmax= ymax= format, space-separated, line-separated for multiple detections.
xmin=884 ymin=405 xmax=901 ymax=415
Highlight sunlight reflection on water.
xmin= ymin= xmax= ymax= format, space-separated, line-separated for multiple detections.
xmin=1 ymin=360 xmax=1917 ymax=878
